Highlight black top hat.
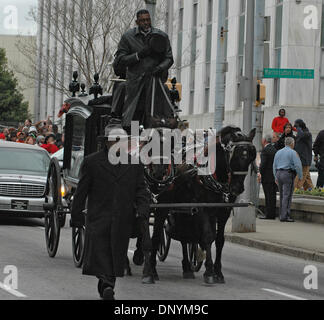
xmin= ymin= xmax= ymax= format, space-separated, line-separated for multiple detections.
xmin=149 ymin=33 xmax=167 ymax=54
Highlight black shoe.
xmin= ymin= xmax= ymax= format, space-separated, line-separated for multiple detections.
xmin=280 ymin=218 xmax=295 ymax=222
xmin=259 ymin=216 xmax=275 ymax=220
xmin=102 ymin=287 xmax=115 ymax=300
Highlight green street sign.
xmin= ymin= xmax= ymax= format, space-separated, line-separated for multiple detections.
xmin=263 ymin=68 xmax=314 ymax=79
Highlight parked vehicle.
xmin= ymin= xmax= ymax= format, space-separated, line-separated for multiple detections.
xmin=0 ymin=140 xmax=50 ymax=217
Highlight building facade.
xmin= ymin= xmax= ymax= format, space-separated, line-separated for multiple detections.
xmin=166 ymin=0 xmax=324 ymax=138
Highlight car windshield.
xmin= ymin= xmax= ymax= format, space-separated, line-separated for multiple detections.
xmin=0 ymin=148 xmax=50 ymax=173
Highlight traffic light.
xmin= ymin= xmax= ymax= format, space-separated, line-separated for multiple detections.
xmin=256 ymin=80 xmax=266 ymax=107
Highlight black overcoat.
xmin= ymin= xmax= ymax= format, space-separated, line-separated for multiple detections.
xmin=115 ymin=27 xmax=174 ymax=127
xmin=71 ymin=148 xmax=150 ymax=277
xmin=260 ymin=143 xmax=277 ymax=184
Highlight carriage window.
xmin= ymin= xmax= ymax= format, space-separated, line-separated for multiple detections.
xmin=67 ymin=115 xmax=86 ymax=179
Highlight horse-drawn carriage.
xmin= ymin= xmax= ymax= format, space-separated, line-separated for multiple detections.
xmin=43 ymin=72 xmax=257 ymax=284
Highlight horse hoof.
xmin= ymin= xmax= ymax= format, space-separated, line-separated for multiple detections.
xmin=133 ymin=250 xmax=144 ymax=266
xmin=183 ymin=272 xmax=195 ymax=279
xmin=214 ymin=275 xmax=225 ymax=284
xmin=142 ymin=275 xmax=155 ymax=284
xmin=203 ymin=275 xmax=215 ymax=285
xmin=153 ymin=273 xmax=160 ymax=281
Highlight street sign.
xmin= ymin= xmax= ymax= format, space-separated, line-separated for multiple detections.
xmin=263 ymin=68 xmax=314 ymax=79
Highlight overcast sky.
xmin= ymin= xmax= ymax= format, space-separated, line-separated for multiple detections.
xmin=0 ymin=0 xmax=37 ymax=36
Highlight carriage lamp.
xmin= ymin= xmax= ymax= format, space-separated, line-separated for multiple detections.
xmin=61 ymin=184 xmax=66 ymax=198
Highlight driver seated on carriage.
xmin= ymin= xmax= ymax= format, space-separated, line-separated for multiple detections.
xmin=112 ymin=9 xmax=176 ymax=133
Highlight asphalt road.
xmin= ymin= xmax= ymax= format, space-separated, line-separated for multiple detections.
xmin=0 ymin=216 xmax=323 ymax=300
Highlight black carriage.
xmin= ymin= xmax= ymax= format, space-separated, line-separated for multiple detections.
xmin=42 ymin=73 xmax=254 ymax=279
xmin=42 ymin=73 xmax=183 ymax=268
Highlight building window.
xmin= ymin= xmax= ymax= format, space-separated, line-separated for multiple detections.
xmin=189 ymin=0 xmax=198 ymax=114
xmin=238 ymin=0 xmax=246 ymax=77
xmin=274 ymin=0 xmax=283 ymax=105
xmin=204 ymin=0 xmax=213 ymax=113
xmin=320 ymin=3 xmax=324 ymax=105
xmin=177 ymin=2 xmax=184 ymax=81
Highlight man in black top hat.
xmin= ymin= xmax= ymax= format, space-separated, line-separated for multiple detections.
xmin=70 ymin=122 xmax=151 ymax=300
xmin=114 ymin=9 xmax=174 ymax=129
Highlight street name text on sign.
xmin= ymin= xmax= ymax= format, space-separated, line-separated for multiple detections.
xmin=263 ymin=68 xmax=314 ymax=79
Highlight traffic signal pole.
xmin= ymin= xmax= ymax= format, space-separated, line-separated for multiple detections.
xmin=251 ymin=0 xmax=266 ymax=209
xmin=232 ymin=0 xmax=256 ymax=233
xmin=214 ymin=0 xmax=226 ymax=133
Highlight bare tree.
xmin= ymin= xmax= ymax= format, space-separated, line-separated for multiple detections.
xmin=14 ymin=0 xmax=151 ymax=95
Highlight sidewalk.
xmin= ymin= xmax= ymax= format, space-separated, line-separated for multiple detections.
xmin=225 ymin=217 xmax=324 ymax=263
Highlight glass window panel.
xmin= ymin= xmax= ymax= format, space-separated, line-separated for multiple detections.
xmin=204 ymin=88 xmax=210 ymax=113
xmin=193 ymin=3 xmax=198 ymax=27
xmin=275 ymin=48 xmax=281 ymax=68
xmin=321 ymin=4 xmax=324 ymax=47
xmin=207 ymin=0 xmax=213 ymax=23
xmin=239 ymin=15 xmax=245 ymax=55
xmin=205 ymin=62 xmax=211 ymax=87
xmin=206 ymin=24 xmax=212 ymax=62
xmin=320 ymin=79 xmax=324 ymax=105
xmin=240 ymin=0 xmax=246 ymax=14
xmin=321 ymin=50 xmax=324 ymax=77
xmin=274 ymin=78 xmax=280 ymax=105
xmin=189 ymin=91 xmax=195 ymax=114
xmin=275 ymin=4 xmax=283 ymax=48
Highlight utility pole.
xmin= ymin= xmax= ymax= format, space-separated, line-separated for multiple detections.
xmin=250 ymin=0 xmax=265 ymax=208
xmin=232 ymin=0 xmax=255 ymax=233
xmin=144 ymin=0 xmax=157 ymax=25
xmin=214 ymin=0 xmax=226 ymax=133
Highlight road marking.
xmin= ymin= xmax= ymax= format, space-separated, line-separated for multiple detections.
xmin=38 ymin=227 xmax=45 ymax=230
xmin=262 ymin=288 xmax=307 ymax=300
xmin=0 ymin=282 xmax=27 ymax=298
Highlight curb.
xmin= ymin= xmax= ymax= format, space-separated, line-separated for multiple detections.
xmin=225 ymin=234 xmax=324 ymax=263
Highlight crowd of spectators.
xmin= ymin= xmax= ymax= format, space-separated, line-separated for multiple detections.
xmin=0 ymin=117 xmax=64 ymax=155
xmin=264 ymin=108 xmax=324 ymax=191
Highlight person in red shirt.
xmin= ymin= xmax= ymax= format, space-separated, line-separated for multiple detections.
xmin=41 ymin=134 xmax=59 ymax=154
xmin=272 ymin=109 xmax=289 ymax=134
xmin=0 ymin=129 xmax=5 ymax=140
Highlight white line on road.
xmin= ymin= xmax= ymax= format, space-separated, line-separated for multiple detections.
xmin=262 ymin=288 xmax=307 ymax=300
xmin=0 ymin=282 xmax=27 ymax=298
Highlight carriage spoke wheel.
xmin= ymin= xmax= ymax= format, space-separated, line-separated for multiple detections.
xmin=188 ymin=243 xmax=203 ymax=272
xmin=157 ymin=220 xmax=171 ymax=262
xmin=72 ymin=226 xmax=85 ymax=268
xmin=44 ymin=159 xmax=62 ymax=258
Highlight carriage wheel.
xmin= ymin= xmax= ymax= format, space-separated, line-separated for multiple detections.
xmin=44 ymin=158 xmax=62 ymax=258
xmin=188 ymin=243 xmax=203 ymax=272
xmin=157 ymin=220 xmax=171 ymax=262
xmin=72 ymin=226 xmax=85 ymax=268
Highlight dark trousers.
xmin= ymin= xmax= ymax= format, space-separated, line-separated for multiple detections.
xmin=262 ymin=182 xmax=277 ymax=218
xmin=97 ymin=275 xmax=116 ymax=289
xmin=276 ymin=170 xmax=295 ymax=220
xmin=316 ymin=161 xmax=324 ymax=188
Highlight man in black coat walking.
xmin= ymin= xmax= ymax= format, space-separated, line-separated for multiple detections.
xmin=114 ymin=9 xmax=174 ymax=129
xmin=71 ymin=124 xmax=150 ymax=300
xmin=313 ymin=129 xmax=324 ymax=188
xmin=259 ymin=133 xmax=279 ymax=219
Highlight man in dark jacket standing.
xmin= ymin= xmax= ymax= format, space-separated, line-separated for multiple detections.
xmin=294 ymin=119 xmax=313 ymax=190
xmin=259 ymin=134 xmax=278 ymax=219
xmin=313 ymin=129 xmax=324 ymax=188
xmin=114 ymin=9 xmax=174 ymax=129
xmin=70 ymin=124 xmax=150 ymax=300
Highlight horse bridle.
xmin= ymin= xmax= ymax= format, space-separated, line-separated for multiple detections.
xmin=221 ymin=140 xmax=254 ymax=176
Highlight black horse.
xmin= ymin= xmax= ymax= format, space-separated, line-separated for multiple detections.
xmin=143 ymin=126 xmax=256 ymax=284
